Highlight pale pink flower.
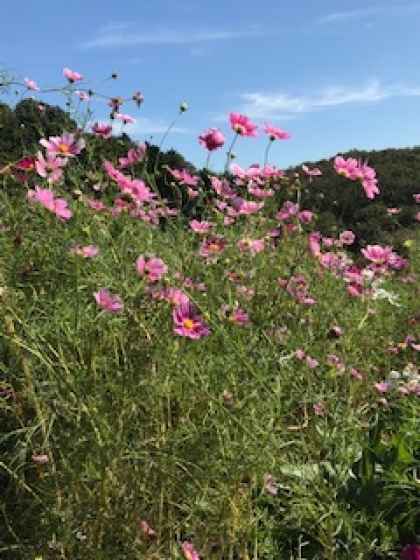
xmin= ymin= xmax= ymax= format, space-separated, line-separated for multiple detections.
xmin=238 ymin=200 xmax=264 ymax=215
xmin=182 ymin=541 xmax=200 ymax=560
xmin=75 ymin=90 xmax=90 ymax=101
xmin=140 ymin=520 xmax=155 ymax=536
xmin=302 ymin=164 xmax=322 ymax=177
xmin=136 ymin=255 xmax=168 ymax=282
xmin=338 ymin=230 xmax=356 ymax=246
xmin=63 ymin=67 xmax=84 ymax=82
xmin=237 ymin=238 xmax=265 ymax=256
xmin=350 ymin=367 xmax=363 ymax=380
xmin=115 ymin=112 xmax=136 ymax=124
xmin=199 ymin=127 xmax=225 ymax=151
xmin=413 ymin=193 xmax=420 ymax=203
xmin=313 ymin=401 xmax=325 ymax=416
xmin=189 ymin=220 xmax=213 ymax=234
xmin=40 ymin=132 xmax=85 ymax=159
xmin=387 ymin=207 xmax=402 ymax=215
xmin=32 ymin=454 xmax=49 ymax=464
xmin=264 ymin=474 xmax=279 ymax=495
xmin=35 ymin=151 xmax=66 ymax=184
xmin=229 ymin=112 xmax=258 ymax=137
xmin=263 ymin=123 xmax=291 ymax=141
xmin=173 ymin=302 xmax=210 ymax=339
xmin=375 ymin=381 xmax=391 ymax=393
xmin=93 ymin=289 xmax=124 ymax=313
xmin=24 ymin=77 xmax=40 ymax=91
xmin=70 ymin=245 xmax=99 ymax=258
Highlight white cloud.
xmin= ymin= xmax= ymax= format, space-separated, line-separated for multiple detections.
xmin=316 ymin=4 xmax=420 ymax=25
xmin=236 ymin=79 xmax=420 ymax=119
xmin=81 ymin=25 xmax=269 ymax=49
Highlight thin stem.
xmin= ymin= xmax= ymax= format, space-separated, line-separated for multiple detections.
xmin=224 ymin=132 xmax=239 ymax=174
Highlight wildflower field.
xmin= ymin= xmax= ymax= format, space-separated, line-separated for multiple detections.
xmin=1 ymin=69 xmax=420 ymax=560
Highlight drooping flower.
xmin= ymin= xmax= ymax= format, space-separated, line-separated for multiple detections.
xmin=199 ymin=127 xmax=225 ymax=151
xmin=63 ymin=67 xmax=84 ymax=82
xmin=93 ymin=289 xmax=124 ymax=313
xmin=173 ymin=302 xmax=210 ymax=339
xmin=263 ymin=123 xmax=291 ymax=141
xmin=229 ymin=112 xmax=258 ymax=137
xmin=24 ymin=77 xmax=40 ymax=91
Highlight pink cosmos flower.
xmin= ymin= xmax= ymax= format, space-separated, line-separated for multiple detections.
xmin=32 ymin=454 xmax=49 ymax=464
xmin=199 ymin=235 xmax=228 ymax=257
xmin=264 ymin=474 xmax=279 ymax=495
xmin=400 ymin=544 xmax=420 ymax=560
xmin=361 ymin=245 xmax=394 ymax=266
xmin=70 ymin=245 xmax=99 ymax=258
xmin=136 ymin=255 xmax=168 ymax=282
xmin=313 ymin=401 xmax=325 ymax=416
xmin=173 ymin=302 xmax=210 ymax=339
xmin=169 ymin=168 xmax=199 ymax=187
xmin=238 ymin=200 xmax=264 ymax=215
xmin=334 ymin=156 xmax=359 ymax=179
xmin=199 ymin=127 xmax=225 ymax=151
xmin=63 ymin=67 xmax=84 ymax=82
xmin=35 ymin=152 xmax=66 ymax=184
xmin=115 ymin=112 xmax=136 ymax=124
xmin=413 ymin=194 xmax=420 ymax=203
xmin=220 ymin=304 xmax=250 ymax=325
xmin=93 ymin=289 xmax=124 ymax=313
xmin=24 ymin=77 xmax=40 ymax=91
xmin=119 ymin=144 xmax=146 ymax=168
xmin=75 ymin=90 xmax=90 ymax=101
xmin=263 ymin=123 xmax=291 ymax=141
xmin=229 ymin=112 xmax=258 ymax=137
xmin=40 ymin=132 xmax=85 ymax=159
xmin=350 ymin=367 xmax=363 ymax=380
xmin=182 ymin=541 xmax=200 ymax=560
xmin=92 ymin=122 xmax=113 ymax=139
xmin=302 ymin=164 xmax=322 ymax=177
xmin=338 ymin=230 xmax=356 ymax=246
xmin=237 ymin=238 xmax=265 ymax=256
xmin=28 ymin=186 xmax=72 ymax=221
xmin=140 ymin=520 xmax=155 ymax=536
xmin=189 ymin=220 xmax=213 ymax=234
xmin=299 ymin=210 xmax=314 ymax=224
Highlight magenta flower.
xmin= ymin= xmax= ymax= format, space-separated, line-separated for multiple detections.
xmin=63 ymin=67 xmax=84 ymax=82
xmin=136 ymin=255 xmax=168 ymax=282
xmin=400 ymin=544 xmax=420 ymax=560
xmin=173 ymin=302 xmax=210 ymax=339
xmin=119 ymin=144 xmax=146 ymax=168
xmin=229 ymin=112 xmax=258 ymax=137
xmin=92 ymin=122 xmax=113 ymax=139
xmin=334 ymin=155 xmax=359 ymax=179
xmin=40 ymin=132 xmax=85 ymax=159
xmin=361 ymin=244 xmax=393 ymax=266
xmin=199 ymin=235 xmax=228 ymax=257
xmin=182 ymin=541 xmax=200 ymax=560
xmin=302 ymin=164 xmax=322 ymax=177
xmin=93 ymin=289 xmax=124 ymax=313
xmin=263 ymin=123 xmax=291 ymax=141
xmin=199 ymin=127 xmax=225 ymax=151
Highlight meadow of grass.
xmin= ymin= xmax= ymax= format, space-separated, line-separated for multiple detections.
xmin=1 ymin=70 xmax=420 ymax=560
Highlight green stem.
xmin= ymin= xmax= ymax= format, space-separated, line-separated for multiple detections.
xmin=224 ymin=132 xmax=239 ymax=174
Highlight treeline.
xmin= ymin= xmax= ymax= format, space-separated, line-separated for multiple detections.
xmin=1 ymin=98 xmax=419 ymax=248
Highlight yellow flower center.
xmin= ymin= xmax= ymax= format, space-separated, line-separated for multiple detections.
xmin=58 ymin=143 xmax=69 ymax=154
xmin=183 ymin=318 xmax=194 ymax=330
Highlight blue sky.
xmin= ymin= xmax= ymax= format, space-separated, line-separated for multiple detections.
xmin=2 ymin=0 xmax=420 ymax=172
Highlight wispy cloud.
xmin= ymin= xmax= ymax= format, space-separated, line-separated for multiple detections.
xmin=316 ymin=4 xmax=420 ymax=25
xmin=236 ymin=79 xmax=420 ymax=120
xmin=81 ymin=24 xmax=268 ymax=49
